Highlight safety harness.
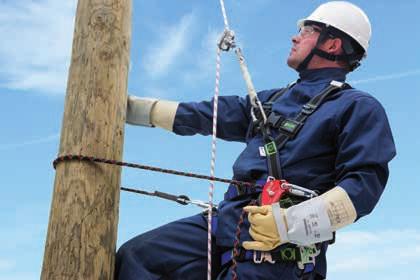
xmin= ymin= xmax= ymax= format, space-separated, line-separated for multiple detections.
xmin=221 ymin=80 xmax=351 ymax=278
xmin=257 ymin=80 xmax=350 ymax=180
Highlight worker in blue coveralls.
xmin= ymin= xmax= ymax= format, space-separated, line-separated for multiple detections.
xmin=115 ymin=1 xmax=396 ymax=279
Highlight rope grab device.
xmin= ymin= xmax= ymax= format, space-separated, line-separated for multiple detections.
xmin=216 ymin=13 xmax=267 ymax=124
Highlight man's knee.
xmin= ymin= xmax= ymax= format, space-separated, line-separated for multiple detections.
xmin=115 ymin=236 xmax=154 ymax=280
xmin=116 ymin=233 xmax=150 ymax=266
xmin=116 ymin=240 xmax=131 ymax=263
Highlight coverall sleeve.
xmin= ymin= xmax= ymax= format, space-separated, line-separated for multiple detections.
xmin=172 ymin=95 xmax=251 ymax=142
xmin=335 ymin=95 xmax=396 ymax=219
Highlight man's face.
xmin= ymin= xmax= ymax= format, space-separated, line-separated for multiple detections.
xmin=287 ymin=25 xmax=321 ymax=70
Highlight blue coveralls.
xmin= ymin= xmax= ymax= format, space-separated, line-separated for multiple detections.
xmin=115 ymin=68 xmax=396 ymax=279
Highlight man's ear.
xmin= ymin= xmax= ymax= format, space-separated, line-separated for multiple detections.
xmin=328 ymin=38 xmax=343 ymax=55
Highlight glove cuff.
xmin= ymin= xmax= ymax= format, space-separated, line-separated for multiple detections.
xmin=151 ymin=100 xmax=179 ymax=131
xmin=126 ymin=96 xmax=158 ymax=127
xmin=272 ymin=203 xmax=289 ymax=242
xmin=323 ymin=186 xmax=357 ymax=231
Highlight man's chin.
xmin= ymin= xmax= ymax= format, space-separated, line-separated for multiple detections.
xmin=286 ymin=59 xmax=299 ymax=71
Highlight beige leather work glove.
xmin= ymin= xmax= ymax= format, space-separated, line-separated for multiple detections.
xmin=242 ymin=187 xmax=357 ymax=251
xmin=242 ymin=205 xmax=289 ymax=251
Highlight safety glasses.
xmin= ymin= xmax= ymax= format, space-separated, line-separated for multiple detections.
xmin=298 ymin=25 xmax=322 ymax=38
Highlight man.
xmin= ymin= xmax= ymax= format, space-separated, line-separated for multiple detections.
xmin=115 ymin=1 xmax=396 ymax=279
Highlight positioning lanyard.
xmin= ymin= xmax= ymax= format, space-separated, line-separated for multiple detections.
xmin=120 ymin=187 xmax=216 ymax=209
xmin=260 ymin=80 xmax=350 ymax=179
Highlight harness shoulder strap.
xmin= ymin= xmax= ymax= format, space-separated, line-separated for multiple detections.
xmin=266 ymin=81 xmax=296 ymax=104
xmin=252 ymin=82 xmax=296 ymax=135
xmin=266 ymin=80 xmax=350 ymax=179
xmin=275 ymin=81 xmax=351 ymax=148
xmin=256 ymin=82 xmax=296 ymax=179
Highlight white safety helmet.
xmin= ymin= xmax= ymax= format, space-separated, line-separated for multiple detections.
xmin=298 ymin=1 xmax=371 ymax=54
xmin=295 ymin=1 xmax=371 ymax=72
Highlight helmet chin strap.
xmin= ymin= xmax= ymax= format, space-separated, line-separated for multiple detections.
xmin=296 ymin=28 xmax=361 ymax=72
xmin=296 ymin=49 xmax=316 ymax=72
xmin=296 ymin=29 xmax=330 ymax=72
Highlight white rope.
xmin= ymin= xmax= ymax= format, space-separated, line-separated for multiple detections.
xmin=207 ymin=1 xmax=264 ymax=279
xmin=219 ymin=0 xmax=230 ymax=29
xmin=207 ymin=47 xmax=222 ymax=280
xmin=235 ymin=48 xmax=267 ymax=123
xmin=206 ymin=2 xmax=231 ymax=279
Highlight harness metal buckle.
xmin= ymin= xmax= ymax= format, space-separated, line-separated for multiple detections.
xmin=253 ymin=251 xmax=276 ymax=264
xmin=267 ymin=113 xmax=284 ymax=128
xmin=297 ymin=245 xmax=320 ymax=269
xmin=280 ymin=119 xmax=302 ymax=136
xmin=264 ymin=141 xmax=277 ymax=156
xmin=280 ymin=247 xmax=297 ymax=261
xmin=302 ymin=103 xmax=317 ymax=115
xmin=284 ymin=183 xmax=318 ymax=199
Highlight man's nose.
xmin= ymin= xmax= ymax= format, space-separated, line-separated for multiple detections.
xmin=292 ymin=34 xmax=300 ymax=44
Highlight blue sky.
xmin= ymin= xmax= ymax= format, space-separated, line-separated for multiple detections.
xmin=1 ymin=0 xmax=420 ymax=279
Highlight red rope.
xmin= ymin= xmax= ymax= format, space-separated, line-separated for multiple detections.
xmin=231 ymin=200 xmax=257 ymax=280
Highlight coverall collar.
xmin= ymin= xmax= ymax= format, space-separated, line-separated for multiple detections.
xmin=298 ymin=67 xmax=347 ymax=83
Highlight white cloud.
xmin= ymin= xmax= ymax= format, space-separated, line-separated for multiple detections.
xmin=0 ymin=0 xmax=76 ymax=94
xmin=328 ymin=229 xmax=420 ymax=273
xmin=350 ymin=69 xmax=420 ymax=85
xmin=143 ymin=13 xmax=195 ymax=78
xmin=0 ymin=133 xmax=59 ymax=151
xmin=140 ymin=14 xmax=233 ymax=99
xmin=141 ymin=27 xmax=238 ymax=99
xmin=181 ymin=28 xmax=222 ymax=85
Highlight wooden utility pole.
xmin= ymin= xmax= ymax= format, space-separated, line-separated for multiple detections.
xmin=41 ymin=0 xmax=131 ymax=279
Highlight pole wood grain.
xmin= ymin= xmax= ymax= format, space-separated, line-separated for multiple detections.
xmin=41 ymin=0 xmax=131 ymax=279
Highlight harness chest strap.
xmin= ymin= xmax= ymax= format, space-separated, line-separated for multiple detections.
xmin=262 ymin=80 xmax=350 ymax=180
xmin=227 ymin=80 xmax=350 ymax=199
